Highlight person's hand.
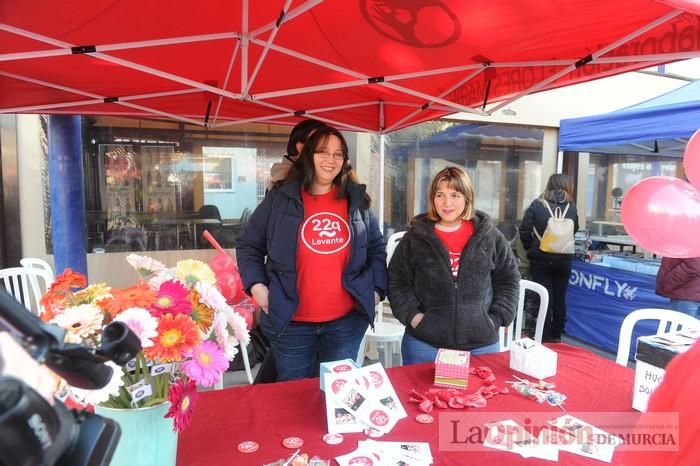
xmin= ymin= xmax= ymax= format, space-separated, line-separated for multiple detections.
xmin=251 ymin=283 xmax=269 ymax=314
xmin=410 ymin=312 xmax=425 ymax=329
xmin=374 ymin=291 xmax=381 ymax=305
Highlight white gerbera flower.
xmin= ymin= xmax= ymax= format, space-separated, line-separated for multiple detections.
xmin=223 ymin=305 xmax=250 ymax=346
xmin=50 ymin=304 xmax=103 ymax=340
xmin=213 ymin=313 xmax=238 ymax=360
xmin=147 ymin=269 xmax=175 ymax=290
xmin=126 ymin=254 xmax=167 ymax=279
xmin=113 ymin=307 xmax=159 ymax=348
xmin=71 ymin=361 xmax=125 ymax=405
xmin=195 ymin=281 xmax=227 ymax=311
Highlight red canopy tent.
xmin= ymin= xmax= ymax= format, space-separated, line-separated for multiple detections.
xmin=2 ymin=0 xmax=700 ymax=132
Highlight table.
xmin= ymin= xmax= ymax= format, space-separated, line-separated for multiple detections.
xmin=177 ymin=344 xmax=635 ymax=465
xmin=589 ymin=234 xmax=637 ymax=253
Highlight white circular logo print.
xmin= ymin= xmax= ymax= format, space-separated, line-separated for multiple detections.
xmin=301 ymin=212 xmax=350 ymax=255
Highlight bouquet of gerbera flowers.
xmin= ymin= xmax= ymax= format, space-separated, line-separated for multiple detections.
xmin=40 ymin=254 xmax=250 ymax=432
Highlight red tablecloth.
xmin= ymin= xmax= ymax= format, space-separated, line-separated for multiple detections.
xmin=177 ymin=344 xmax=634 ymax=465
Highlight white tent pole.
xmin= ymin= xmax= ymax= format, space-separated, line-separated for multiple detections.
xmin=92 ymin=53 xmax=241 ymax=99
xmin=254 ymin=79 xmax=367 ymax=99
xmin=378 ymin=132 xmax=386 ymax=235
xmin=0 ymin=24 xmax=238 ymax=62
xmin=214 ymin=101 xmax=379 ymax=128
xmin=380 ymin=82 xmax=481 ymax=115
xmin=1 ymin=88 xmax=203 ymax=114
xmin=384 ymin=67 xmax=487 ymax=132
xmin=379 ymin=101 xmax=385 ymax=132
xmin=241 ymin=0 xmax=249 ymax=97
xmin=250 ymin=0 xmax=323 ymax=38
xmin=0 ymin=71 xmax=204 ymax=125
xmin=245 ymin=0 xmax=294 ymax=95
xmin=594 ymin=51 xmax=700 ymax=63
xmin=212 ymin=41 xmax=241 ymax=127
xmin=489 ymin=9 xmax=683 ymax=114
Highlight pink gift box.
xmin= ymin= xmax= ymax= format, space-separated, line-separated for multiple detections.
xmin=434 ymin=348 xmax=470 ymax=388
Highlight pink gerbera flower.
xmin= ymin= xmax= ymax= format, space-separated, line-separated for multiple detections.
xmin=181 ymin=341 xmax=228 ymax=388
xmin=149 ymin=280 xmax=192 ymax=317
xmin=165 ymin=378 xmax=198 ymax=433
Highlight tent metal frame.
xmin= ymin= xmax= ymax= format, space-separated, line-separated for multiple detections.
xmin=1 ymin=4 xmax=699 ymax=132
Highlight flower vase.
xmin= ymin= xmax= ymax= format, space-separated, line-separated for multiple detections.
xmin=95 ymin=402 xmax=178 ymax=466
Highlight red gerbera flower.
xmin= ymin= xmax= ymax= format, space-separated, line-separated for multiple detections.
xmin=149 ymin=280 xmax=192 ymax=317
xmin=40 ymin=269 xmax=87 ymax=320
xmin=165 ymin=378 xmax=198 ymax=433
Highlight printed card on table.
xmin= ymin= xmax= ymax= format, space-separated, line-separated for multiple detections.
xmin=549 ymin=415 xmax=622 ymax=463
xmin=324 ymin=373 xmax=364 ymax=434
xmin=356 ymin=363 xmax=407 ymax=420
xmin=359 ymin=439 xmax=433 ymax=464
xmin=332 ymin=373 xmax=401 ymax=434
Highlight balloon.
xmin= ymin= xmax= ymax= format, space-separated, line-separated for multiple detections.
xmin=620 ymin=176 xmax=700 ymax=258
xmin=210 ymin=253 xmax=235 ymax=275
xmin=216 ymin=272 xmax=240 ymax=301
xmin=684 ymin=129 xmax=700 ymax=189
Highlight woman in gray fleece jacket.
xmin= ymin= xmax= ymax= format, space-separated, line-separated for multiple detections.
xmin=388 ymin=167 xmax=520 ymax=364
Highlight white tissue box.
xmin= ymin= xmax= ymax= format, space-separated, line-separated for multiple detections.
xmin=509 ymin=338 xmax=557 ymax=379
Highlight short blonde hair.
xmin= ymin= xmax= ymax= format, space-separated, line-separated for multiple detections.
xmin=427 ymin=166 xmax=475 ymax=222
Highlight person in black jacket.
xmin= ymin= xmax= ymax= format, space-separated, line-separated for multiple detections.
xmin=388 ymin=166 xmax=520 ymax=365
xmin=519 ymin=174 xmax=579 ymax=343
xmin=236 ymin=126 xmax=387 ymax=381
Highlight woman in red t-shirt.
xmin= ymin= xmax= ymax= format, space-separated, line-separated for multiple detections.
xmin=237 ymin=126 xmax=388 ymax=381
xmin=388 ymin=166 xmax=520 ymax=364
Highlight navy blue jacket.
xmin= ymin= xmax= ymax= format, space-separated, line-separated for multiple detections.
xmin=236 ymin=179 xmax=388 ymax=334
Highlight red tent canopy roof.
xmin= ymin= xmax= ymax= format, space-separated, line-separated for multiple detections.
xmin=1 ymin=0 xmax=699 ymax=132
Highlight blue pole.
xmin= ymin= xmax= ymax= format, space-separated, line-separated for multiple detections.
xmin=48 ymin=115 xmax=88 ymax=278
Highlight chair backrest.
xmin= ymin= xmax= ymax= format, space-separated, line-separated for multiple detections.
xmin=198 ymin=204 xmax=222 ymax=221
xmin=616 ymin=308 xmax=700 ymax=366
xmin=20 ymin=257 xmax=55 ymax=293
xmin=500 ymin=279 xmax=549 ymax=351
xmin=385 ymin=231 xmax=406 ymax=266
xmin=0 ymin=267 xmax=50 ymax=315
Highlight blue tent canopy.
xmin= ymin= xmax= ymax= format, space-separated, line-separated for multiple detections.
xmin=558 ymin=80 xmax=700 ymax=158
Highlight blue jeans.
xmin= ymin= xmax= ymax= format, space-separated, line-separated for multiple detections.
xmin=401 ymin=333 xmax=502 ymax=366
xmin=668 ymin=299 xmax=700 ymax=318
xmin=259 ymin=310 xmax=369 ymax=381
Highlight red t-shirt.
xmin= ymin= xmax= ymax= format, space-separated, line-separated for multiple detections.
xmin=294 ymin=188 xmax=355 ymax=322
xmin=434 ymin=220 xmax=474 ymax=278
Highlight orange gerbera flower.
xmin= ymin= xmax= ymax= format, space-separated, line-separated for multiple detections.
xmin=189 ymin=291 xmax=215 ymax=334
xmin=145 ymin=313 xmax=201 ymax=363
xmin=40 ymin=269 xmax=88 ymax=321
xmin=102 ymin=284 xmax=157 ymax=319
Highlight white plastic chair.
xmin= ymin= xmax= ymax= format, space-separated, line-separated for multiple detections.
xmin=20 ymin=257 xmax=55 ymax=293
xmin=615 ymin=308 xmax=700 ymax=366
xmin=356 ymin=231 xmax=406 ymax=368
xmin=0 ymin=266 xmax=51 ymax=315
xmin=214 ymin=340 xmax=253 ymax=389
xmin=500 ymin=279 xmax=549 ymax=351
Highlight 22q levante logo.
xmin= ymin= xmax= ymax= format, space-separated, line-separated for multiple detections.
xmin=301 ymin=212 xmax=351 ymax=255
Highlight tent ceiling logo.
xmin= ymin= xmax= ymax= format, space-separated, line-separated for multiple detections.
xmin=360 ymin=0 xmax=461 ymax=48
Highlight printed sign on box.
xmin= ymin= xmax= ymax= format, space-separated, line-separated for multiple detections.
xmin=434 ymin=349 xmax=470 ymax=388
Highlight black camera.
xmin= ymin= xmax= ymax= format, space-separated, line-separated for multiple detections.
xmin=0 ymin=290 xmax=141 ymax=466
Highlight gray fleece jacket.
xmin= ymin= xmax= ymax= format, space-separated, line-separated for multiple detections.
xmin=388 ymin=211 xmax=520 ymax=350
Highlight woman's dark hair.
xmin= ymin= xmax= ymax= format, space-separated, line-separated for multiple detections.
xmin=286 ymin=118 xmax=327 ymax=157
xmin=296 ymin=126 xmax=371 ymax=208
xmin=541 ymin=173 xmax=575 ymax=203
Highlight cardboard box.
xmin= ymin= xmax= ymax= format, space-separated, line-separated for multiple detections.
xmin=633 ymin=330 xmax=698 ymax=412
xmin=434 ymin=348 xmax=470 ymax=388
xmin=320 ymin=359 xmax=358 ymax=392
xmin=509 ymin=338 xmax=557 ymax=380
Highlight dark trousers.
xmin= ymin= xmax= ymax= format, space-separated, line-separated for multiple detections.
xmin=529 ymin=258 xmax=572 ymax=341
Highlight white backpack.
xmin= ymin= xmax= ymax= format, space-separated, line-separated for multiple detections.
xmin=533 ymin=199 xmax=575 ymax=254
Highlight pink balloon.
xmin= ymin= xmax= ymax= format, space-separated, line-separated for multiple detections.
xmin=621 ymin=176 xmax=700 ymax=258
xmin=684 ymin=129 xmax=700 ymax=189
xmin=216 ymin=272 xmax=239 ymax=301
xmin=210 ymin=253 xmax=235 ymax=275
